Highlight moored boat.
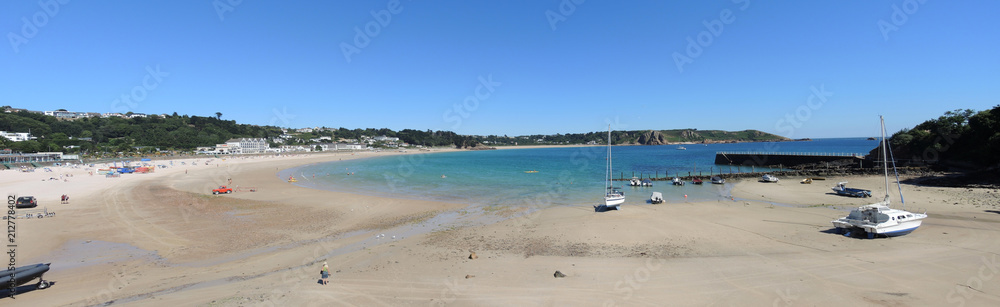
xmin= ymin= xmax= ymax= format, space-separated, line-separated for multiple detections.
xmin=641 ymin=178 xmax=653 ymax=187
xmin=603 ymin=125 xmax=624 ymax=209
xmin=650 ymin=192 xmax=663 ymax=204
xmin=831 ymin=116 xmax=927 ymax=238
xmin=832 ymin=181 xmax=872 ymax=198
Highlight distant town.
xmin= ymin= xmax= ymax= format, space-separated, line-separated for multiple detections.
xmin=1 ymin=105 xmax=792 ymax=165
xmin=1 ymin=107 xmax=401 ymax=165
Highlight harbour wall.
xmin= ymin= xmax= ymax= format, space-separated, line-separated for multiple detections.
xmin=714 ymin=151 xmax=866 ymax=167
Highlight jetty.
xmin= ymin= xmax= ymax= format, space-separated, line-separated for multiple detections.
xmin=714 ymin=151 xmax=866 ymax=167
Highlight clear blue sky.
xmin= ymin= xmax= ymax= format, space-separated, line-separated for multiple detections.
xmin=3 ymin=1 xmax=998 ymax=138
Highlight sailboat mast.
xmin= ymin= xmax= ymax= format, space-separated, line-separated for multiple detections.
xmin=880 ymin=116 xmax=890 ymax=198
xmin=607 ymin=125 xmax=612 ymax=192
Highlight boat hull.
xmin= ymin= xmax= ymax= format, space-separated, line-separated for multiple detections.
xmin=605 ymin=195 xmax=625 ymax=206
xmin=0 ymin=263 xmax=50 ymax=287
xmin=832 ymin=217 xmax=924 ymax=237
xmin=878 ymin=223 xmax=921 ymax=236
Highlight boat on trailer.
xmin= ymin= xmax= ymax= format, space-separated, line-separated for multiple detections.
xmin=0 ymin=263 xmax=52 ymax=292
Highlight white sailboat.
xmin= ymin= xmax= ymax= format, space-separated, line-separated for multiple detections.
xmin=604 ymin=125 xmax=624 ymax=209
xmin=831 ymin=116 xmax=927 ymax=238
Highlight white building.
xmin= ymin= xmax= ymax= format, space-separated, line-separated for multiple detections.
xmin=279 ymin=145 xmax=311 ymax=152
xmin=0 ymin=131 xmax=35 ymax=142
xmin=224 ymin=138 xmax=269 ymax=154
xmin=374 ymin=135 xmax=399 ymax=142
xmin=337 ymin=143 xmax=366 ymax=150
xmin=50 ymin=111 xmax=91 ymax=120
xmin=317 ymin=143 xmax=366 ymax=151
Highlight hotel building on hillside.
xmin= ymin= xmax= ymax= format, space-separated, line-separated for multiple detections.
xmin=222 ymin=138 xmax=270 ymax=154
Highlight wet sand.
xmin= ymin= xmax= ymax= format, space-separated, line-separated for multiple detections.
xmin=4 ymin=153 xmax=1000 ymax=306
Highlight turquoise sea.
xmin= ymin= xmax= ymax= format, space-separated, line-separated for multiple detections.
xmin=280 ymin=138 xmax=878 ymax=207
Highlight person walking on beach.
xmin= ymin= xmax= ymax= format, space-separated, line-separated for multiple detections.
xmin=321 ymin=261 xmax=330 ymax=285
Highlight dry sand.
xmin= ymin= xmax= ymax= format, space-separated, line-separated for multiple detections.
xmin=4 ymin=153 xmax=1000 ymax=306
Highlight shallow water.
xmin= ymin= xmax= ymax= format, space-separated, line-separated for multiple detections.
xmin=281 ymin=138 xmax=877 ymax=207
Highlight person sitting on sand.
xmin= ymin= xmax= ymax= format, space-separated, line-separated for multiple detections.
xmin=321 ymin=262 xmax=330 ymax=285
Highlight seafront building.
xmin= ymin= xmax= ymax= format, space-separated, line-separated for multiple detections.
xmin=221 ymin=138 xmax=270 ymax=154
xmin=316 ymin=143 xmax=367 ymax=151
xmin=196 ymin=138 xmax=271 ymax=154
xmin=0 ymin=150 xmax=76 ymax=165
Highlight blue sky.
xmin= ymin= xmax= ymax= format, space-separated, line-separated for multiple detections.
xmin=3 ymin=1 xmax=998 ymax=138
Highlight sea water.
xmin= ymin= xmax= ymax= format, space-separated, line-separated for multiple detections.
xmin=281 ymin=138 xmax=878 ymax=207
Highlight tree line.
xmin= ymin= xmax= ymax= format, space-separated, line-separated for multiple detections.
xmin=0 ymin=111 xmax=281 ymax=156
xmin=884 ymin=106 xmax=1000 ymax=168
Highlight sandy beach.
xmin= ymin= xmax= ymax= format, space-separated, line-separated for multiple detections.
xmin=4 ymin=151 xmax=1000 ymax=306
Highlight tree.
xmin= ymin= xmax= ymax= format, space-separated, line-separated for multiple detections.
xmin=215 ymin=112 xmax=222 ymax=120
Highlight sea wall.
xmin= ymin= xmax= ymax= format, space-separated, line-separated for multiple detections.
xmin=714 ymin=151 xmax=865 ymax=167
